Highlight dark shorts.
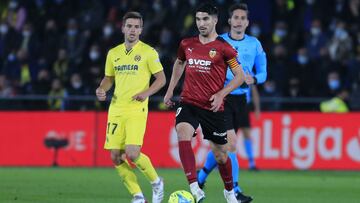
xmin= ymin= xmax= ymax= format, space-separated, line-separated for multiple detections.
xmin=224 ymin=94 xmax=250 ymax=130
xmin=175 ymin=103 xmax=227 ymax=145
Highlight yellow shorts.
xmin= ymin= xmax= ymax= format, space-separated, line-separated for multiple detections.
xmin=104 ymin=110 xmax=147 ymax=150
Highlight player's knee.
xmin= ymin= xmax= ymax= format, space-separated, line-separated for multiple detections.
xmin=228 ymin=143 xmax=237 ymax=153
xmin=125 ymin=150 xmax=140 ymax=162
xmin=176 ymin=128 xmax=192 ymax=141
xmin=175 ymin=123 xmax=195 ymax=141
xmin=110 ymin=151 xmax=125 ymax=165
xmin=213 ymin=151 xmax=227 ymax=164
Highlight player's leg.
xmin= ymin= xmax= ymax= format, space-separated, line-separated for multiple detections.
xmin=239 ymin=103 xmax=257 ymax=170
xmin=223 ymin=95 xmax=243 ymax=194
xmin=176 ymin=104 xmax=204 ymax=202
xmin=200 ymin=109 xmax=237 ymax=202
xmin=125 ymin=113 xmax=163 ymax=203
xmin=230 ymin=130 xmax=253 ymax=203
xmin=226 ymin=128 xmax=241 ymax=193
xmin=211 ymin=142 xmax=238 ymax=203
xmin=198 ymin=98 xmax=235 ymax=187
xmin=241 ymin=127 xmax=256 ymax=170
xmin=111 ymin=150 xmax=143 ymax=197
xmin=105 ymin=114 xmax=145 ymax=201
xmin=197 ymin=150 xmax=217 ymax=188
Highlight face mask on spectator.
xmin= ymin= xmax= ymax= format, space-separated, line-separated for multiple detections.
xmin=250 ymin=25 xmax=261 ymax=37
xmin=72 ymin=81 xmax=82 ymax=89
xmin=7 ymin=53 xmax=16 ymax=61
xmin=152 ymin=2 xmax=161 ymax=11
xmin=297 ymin=55 xmax=308 ymax=65
xmin=67 ymin=29 xmax=77 ymax=36
xmin=334 ymin=28 xmax=348 ymax=40
xmin=8 ymin=0 xmax=18 ymax=9
xmin=274 ymin=28 xmax=287 ymax=38
xmin=103 ymin=26 xmax=113 ymax=37
xmin=89 ymin=51 xmax=99 ymax=60
xmin=264 ymin=85 xmax=275 ymax=93
xmin=0 ymin=24 xmax=8 ymax=34
xmin=310 ymin=27 xmax=321 ymax=36
xmin=328 ymin=79 xmax=340 ymax=90
xmin=22 ymin=30 xmax=31 ymax=37
xmin=306 ymin=0 xmax=315 ymax=5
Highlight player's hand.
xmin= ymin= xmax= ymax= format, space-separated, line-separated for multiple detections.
xmin=96 ymin=87 xmax=106 ymax=101
xmin=132 ymin=92 xmax=148 ymax=102
xmin=164 ymin=92 xmax=175 ymax=107
xmin=209 ymin=92 xmax=224 ymax=112
xmin=245 ymin=71 xmax=255 ymax=85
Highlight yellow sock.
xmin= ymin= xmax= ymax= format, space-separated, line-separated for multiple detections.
xmin=115 ymin=160 xmax=142 ymax=195
xmin=133 ymin=153 xmax=158 ymax=182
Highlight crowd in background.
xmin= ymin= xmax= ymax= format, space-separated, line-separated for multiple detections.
xmin=0 ymin=0 xmax=359 ymax=111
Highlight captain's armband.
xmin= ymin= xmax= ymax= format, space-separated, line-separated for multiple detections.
xmin=227 ymin=58 xmax=240 ymax=69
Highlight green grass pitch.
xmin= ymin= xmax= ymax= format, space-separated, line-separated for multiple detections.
xmin=0 ymin=168 xmax=359 ymax=203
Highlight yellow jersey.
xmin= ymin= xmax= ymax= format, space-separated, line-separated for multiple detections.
xmin=105 ymin=41 xmax=163 ymax=114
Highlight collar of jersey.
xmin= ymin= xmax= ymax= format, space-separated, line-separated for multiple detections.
xmin=227 ymin=33 xmax=246 ymax=41
xmin=124 ymin=41 xmax=142 ymax=55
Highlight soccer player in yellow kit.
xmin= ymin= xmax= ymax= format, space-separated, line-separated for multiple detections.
xmin=95 ymin=12 xmax=166 ymax=203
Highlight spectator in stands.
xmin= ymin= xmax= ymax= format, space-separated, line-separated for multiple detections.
xmin=260 ymin=80 xmax=282 ymax=111
xmin=306 ymin=19 xmax=328 ymax=61
xmin=320 ymin=89 xmax=349 ymax=113
xmin=98 ymin=22 xmax=120 ymax=54
xmin=41 ymin=19 xmax=60 ymax=65
xmin=52 ymin=49 xmax=70 ymax=84
xmin=48 ymin=78 xmax=66 ymax=111
xmin=328 ymin=20 xmax=353 ymax=62
xmin=2 ymin=0 xmax=27 ymax=31
xmin=60 ymin=19 xmax=86 ymax=66
xmin=67 ymin=73 xmax=89 ymax=110
xmin=19 ymin=22 xmax=40 ymax=59
xmin=0 ymin=21 xmax=20 ymax=65
xmin=0 ymin=74 xmax=15 ymax=109
xmin=0 ymin=74 xmax=13 ymax=96
xmin=325 ymin=71 xmax=343 ymax=97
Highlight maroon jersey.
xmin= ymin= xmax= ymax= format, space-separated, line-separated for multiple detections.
xmin=177 ymin=36 xmax=238 ymax=111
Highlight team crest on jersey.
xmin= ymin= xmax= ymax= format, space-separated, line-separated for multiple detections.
xmin=134 ymin=55 xmax=141 ymax=62
xmin=209 ymin=48 xmax=217 ymax=58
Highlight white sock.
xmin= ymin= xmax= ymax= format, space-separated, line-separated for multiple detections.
xmin=134 ymin=192 xmax=144 ymax=198
xmin=151 ymin=177 xmax=160 ymax=185
xmin=190 ymin=182 xmax=200 ymax=194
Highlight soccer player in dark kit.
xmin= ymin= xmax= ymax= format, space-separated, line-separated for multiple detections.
xmin=164 ymin=3 xmax=245 ymax=203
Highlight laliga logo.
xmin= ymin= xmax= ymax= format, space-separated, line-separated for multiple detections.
xmin=346 ymin=130 xmax=360 ymax=162
xmin=236 ymin=115 xmax=360 ymax=169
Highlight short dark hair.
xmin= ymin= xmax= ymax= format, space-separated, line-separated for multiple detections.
xmin=196 ymin=3 xmax=218 ymax=16
xmin=122 ymin=11 xmax=143 ymax=26
xmin=228 ymin=3 xmax=249 ymax=18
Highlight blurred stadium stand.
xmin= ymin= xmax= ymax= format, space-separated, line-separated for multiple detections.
xmin=0 ymin=0 xmax=359 ymax=111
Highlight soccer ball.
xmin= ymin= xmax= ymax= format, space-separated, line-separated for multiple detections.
xmin=168 ymin=190 xmax=195 ymax=203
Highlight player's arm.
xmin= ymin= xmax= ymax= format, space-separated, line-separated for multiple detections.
xmin=164 ymin=59 xmax=186 ymax=107
xmin=132 ymin=71 xmax=166 ymax=102
xmin=251 ymin=85 xmax=261 ymax=120
xmin=96 ymin=50 xmax=115 ymax=101
xmin=210 ymin=58 xmax=245 ymax=112
xmin=246 ymin=41 xmax=267 ymax=85
xmin=96 ymin=76 xmax=114 ymax=101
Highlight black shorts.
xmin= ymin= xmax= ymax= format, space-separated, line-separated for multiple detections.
xmin=175 ymin=103 xmax=227 ymax=145
xmin=224 ymin=94 xmax=250 ymax=130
